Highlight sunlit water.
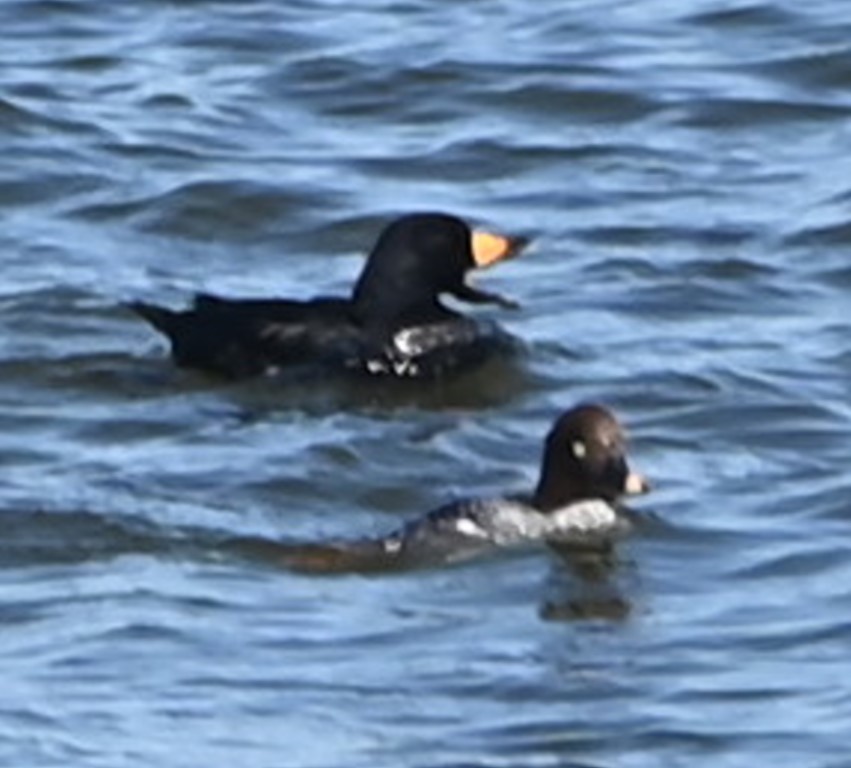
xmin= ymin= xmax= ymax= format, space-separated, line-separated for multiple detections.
xmin=1 ymin=0 xmax=851 ymax=766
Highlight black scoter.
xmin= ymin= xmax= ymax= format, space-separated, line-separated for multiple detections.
xmin=130 ymin=212 xmax=527 ymax=379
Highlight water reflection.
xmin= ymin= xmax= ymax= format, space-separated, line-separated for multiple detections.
xmin=541 ymin=544 xmax=633 ymax=622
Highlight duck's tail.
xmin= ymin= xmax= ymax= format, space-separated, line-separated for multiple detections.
xmin=127 ymin=301 xmax=181 ymax=340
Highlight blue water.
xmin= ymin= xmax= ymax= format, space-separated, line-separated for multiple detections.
xmin=2 ymin=0 xmax=851 ymax=766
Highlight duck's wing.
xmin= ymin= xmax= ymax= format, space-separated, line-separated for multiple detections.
xmin=129 ymin=293 xmax=355 ymax=378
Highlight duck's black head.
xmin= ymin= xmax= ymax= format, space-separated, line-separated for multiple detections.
xmin=351 ymin=212 xmax=526 ymax=327
xmin=533 ymin=404 xmax=649 ymax=512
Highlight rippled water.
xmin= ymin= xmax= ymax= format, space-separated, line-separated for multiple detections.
xmin=2 ymin=0 xmax=851 ymax=765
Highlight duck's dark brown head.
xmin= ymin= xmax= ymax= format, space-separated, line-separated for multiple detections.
xmin=532 ymin=404 xmax=649 ymax=512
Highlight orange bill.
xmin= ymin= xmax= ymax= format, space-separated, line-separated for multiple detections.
xmin=470 ymin=229 xmax=526 ymax=268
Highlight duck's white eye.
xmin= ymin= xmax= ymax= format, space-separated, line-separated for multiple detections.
xmin=571 ymin=440 xmax=587 ymax=459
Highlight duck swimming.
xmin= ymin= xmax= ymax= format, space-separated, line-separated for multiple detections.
xmin=130 ymin=212 xmax=527 ymax=379
xmin=237 ymin=404 xmax=650 ymax=574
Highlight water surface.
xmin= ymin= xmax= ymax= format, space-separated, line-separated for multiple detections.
xmin=2 ymin=0 xmax=851 ymax=766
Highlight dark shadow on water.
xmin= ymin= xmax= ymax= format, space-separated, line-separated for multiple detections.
xmin=0 ymin=508 xmax=176 ymax=568
xmin=124 ymin=344 xmax=540 ymax=416
xmin=540 ymin=543 xmax=633 ymax=622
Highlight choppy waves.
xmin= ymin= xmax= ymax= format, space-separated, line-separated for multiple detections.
xmin=1 ymin=0 xmax=851 ymax=765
